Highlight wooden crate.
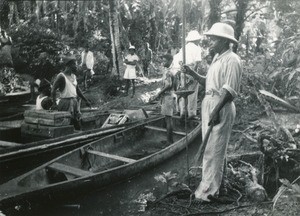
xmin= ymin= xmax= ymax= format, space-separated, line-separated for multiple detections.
xmin=24 ymin=110 xmax=71 ymax=126
xmin=21 ymin=123 xmax=74 ymax=139
xmin=101 ymin=113 xmax=129 ymax=128
xmin=81 ymin=111 xmax=110 ymax=131
xmin=123 ymin=109 xmax=148 ymax=121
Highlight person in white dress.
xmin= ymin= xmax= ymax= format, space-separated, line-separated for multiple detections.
xmin=124 ymin=45 xmax=139 ymax=97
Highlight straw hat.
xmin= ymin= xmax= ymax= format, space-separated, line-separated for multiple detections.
xmin=185 ymin=30 xmax=202 ymax=42
xmin=204 ymin=22 xmax=238 ymax=43
xmin=129 ymin=45 xmax=136 ymax=50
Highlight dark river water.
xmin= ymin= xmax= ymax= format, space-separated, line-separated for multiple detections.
xmin=11 ymin=135 xmax=201 ymax=216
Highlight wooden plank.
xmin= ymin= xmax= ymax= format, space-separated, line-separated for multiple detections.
xmin=24 ymin=110 xmax=71 ymax=120
xmin=0 ymin=120 xmax=23 ymax=128
xmin=47 ymin=162 xmax=93 ymax=177
xmin=0 ymin=141 xmax=23 ymax=148
xmin=24 ymin=116 xmax=71 ymax=126
xmin=172 ymin=115 xmax=200 ymax=122
xmin=144 ymin=125 xmax=186 ymax=136
xmin=86 ymin=150 xmax=136 ymax=163
xmin=21 ymin=123 xmax=74 ymax=138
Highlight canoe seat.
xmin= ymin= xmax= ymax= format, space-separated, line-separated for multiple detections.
xmin=86 ymin=150 xmax=136 ymax=163
xmin=144 ymin=125 xmax=186 ymax=136
xmin=47 ymin=162 xmax=93 ymax=177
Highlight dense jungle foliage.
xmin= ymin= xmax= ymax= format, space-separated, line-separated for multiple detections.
xmin=1 ymin=1 xmax=300 ymax=214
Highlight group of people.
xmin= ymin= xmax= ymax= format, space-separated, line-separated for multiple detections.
xmin=35 ymin=53 xmax=91 ymax=130
xmin=150 ymin=22 xmax=243 ymax=202
xmin=5 ymin=20 xmax=242 ymax=202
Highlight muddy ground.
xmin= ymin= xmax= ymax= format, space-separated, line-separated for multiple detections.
xmin=80 ymin=73 xmax=300 ymax=216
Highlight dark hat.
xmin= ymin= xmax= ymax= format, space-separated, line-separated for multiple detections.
xmin=38 ymin=79 xmax=51 ymax=92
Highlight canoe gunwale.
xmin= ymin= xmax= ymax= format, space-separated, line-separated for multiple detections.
xmin=0 ymin=116 xmax=201 ymax=208
xmin=0 ymin=116 xmax=162 ymax=162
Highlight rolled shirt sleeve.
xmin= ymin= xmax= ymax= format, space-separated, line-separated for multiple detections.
xmin=222 ymin=56 xmax=242 ymax=98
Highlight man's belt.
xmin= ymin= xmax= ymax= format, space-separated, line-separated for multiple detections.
xmin=205 ymin=89 xmax=220 ymax=96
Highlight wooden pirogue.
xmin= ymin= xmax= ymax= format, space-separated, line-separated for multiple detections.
xmin=0 ymin=116 xmax=201 ymax=209
xmin=0 ymin=109 xmax=149 ymax=184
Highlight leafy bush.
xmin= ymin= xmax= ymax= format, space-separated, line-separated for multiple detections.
xmin=9 ymin=22 xmax=65 ymax=80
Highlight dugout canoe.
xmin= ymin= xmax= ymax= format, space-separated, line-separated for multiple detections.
xmin=0 ymin=89 xmax=31 ymax=103
xmin=0 ymin=116 xmax=201 ymax=209
xmin=0 ymin=110 xmax=150 ymax=184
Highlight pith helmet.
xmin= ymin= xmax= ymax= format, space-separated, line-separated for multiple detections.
xmin=129 ymin=45 xmax=136 ymax=50
xmin=204 ymin=22 xmax=238 ymax=43
xmin=185 ymin=30 xmax=202 ymax=42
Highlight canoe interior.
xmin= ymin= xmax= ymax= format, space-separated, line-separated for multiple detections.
xmin=0 ymin=120 xmax=23 ymax=143
xmin=6 ymin=117 xmax=199 ymax=197
xmin=0 ymin=118 xmax=138 ymax=185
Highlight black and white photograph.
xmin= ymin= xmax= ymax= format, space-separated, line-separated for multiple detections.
xmin=0 ymin=0 xmax=299 ymax=215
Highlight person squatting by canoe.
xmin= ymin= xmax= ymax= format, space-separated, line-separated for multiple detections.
xmin=51 ymin=54 xmax=91 ymax=130
xmin=36 ymin=79 xmax=53 ymax=110
xmin=182 ymin=22 xmax=243 ymax=202
xmin=124 ymin=45 xmax=139 ymax=98
xmin=171 ymin=30 xmax=202 ymax=120
xmin=149 ymin=54 xmax=177 ymax=144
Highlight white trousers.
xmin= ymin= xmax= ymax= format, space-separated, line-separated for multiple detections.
xmin=195 ymin=94 xmax=236 ymax=201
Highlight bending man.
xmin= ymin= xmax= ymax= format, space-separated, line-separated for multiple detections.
xmin=51 ymin=54 xmax=91 ymax=130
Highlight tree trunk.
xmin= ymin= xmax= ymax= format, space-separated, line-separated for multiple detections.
xmin=56 ymin=0 xmax=60 ymax=35
xmin=108 ymin=0 xmax=122 ymax=77
xmin=8 ymin=1 xmax=19 ymax=26
xmin=233 ymin=0 xmax=249 ymax=53
xmin=200 ymin=0 xmax=209 ymax=32
xmin=208 ymin=0 xmax=222 ymax=28
xmin=30 ymin=0 xmax=37 ymax=20
xmin=78 ymin=0 xmax=87 ymax=33
xmin=16 ymin=1 xmax=25 ymax=20
xmin=35 ymin=0 xmax=43 ymax=22
xmin=149 ymin=0 xmax=157 ymax=51
xmin=0 ymin=0 xmax=10 ymax=29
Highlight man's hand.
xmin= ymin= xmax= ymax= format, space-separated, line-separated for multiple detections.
xmin=208 ymin=111 xmax=220 ymax=126
xmin=181 ymin=65 xmax=195 ymax=76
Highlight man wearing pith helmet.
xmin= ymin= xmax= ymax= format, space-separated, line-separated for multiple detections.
xmin=176 ymin=30 xmax=202 ymax=119
xmin=183 ymin=22 xmax=243 ymax=201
